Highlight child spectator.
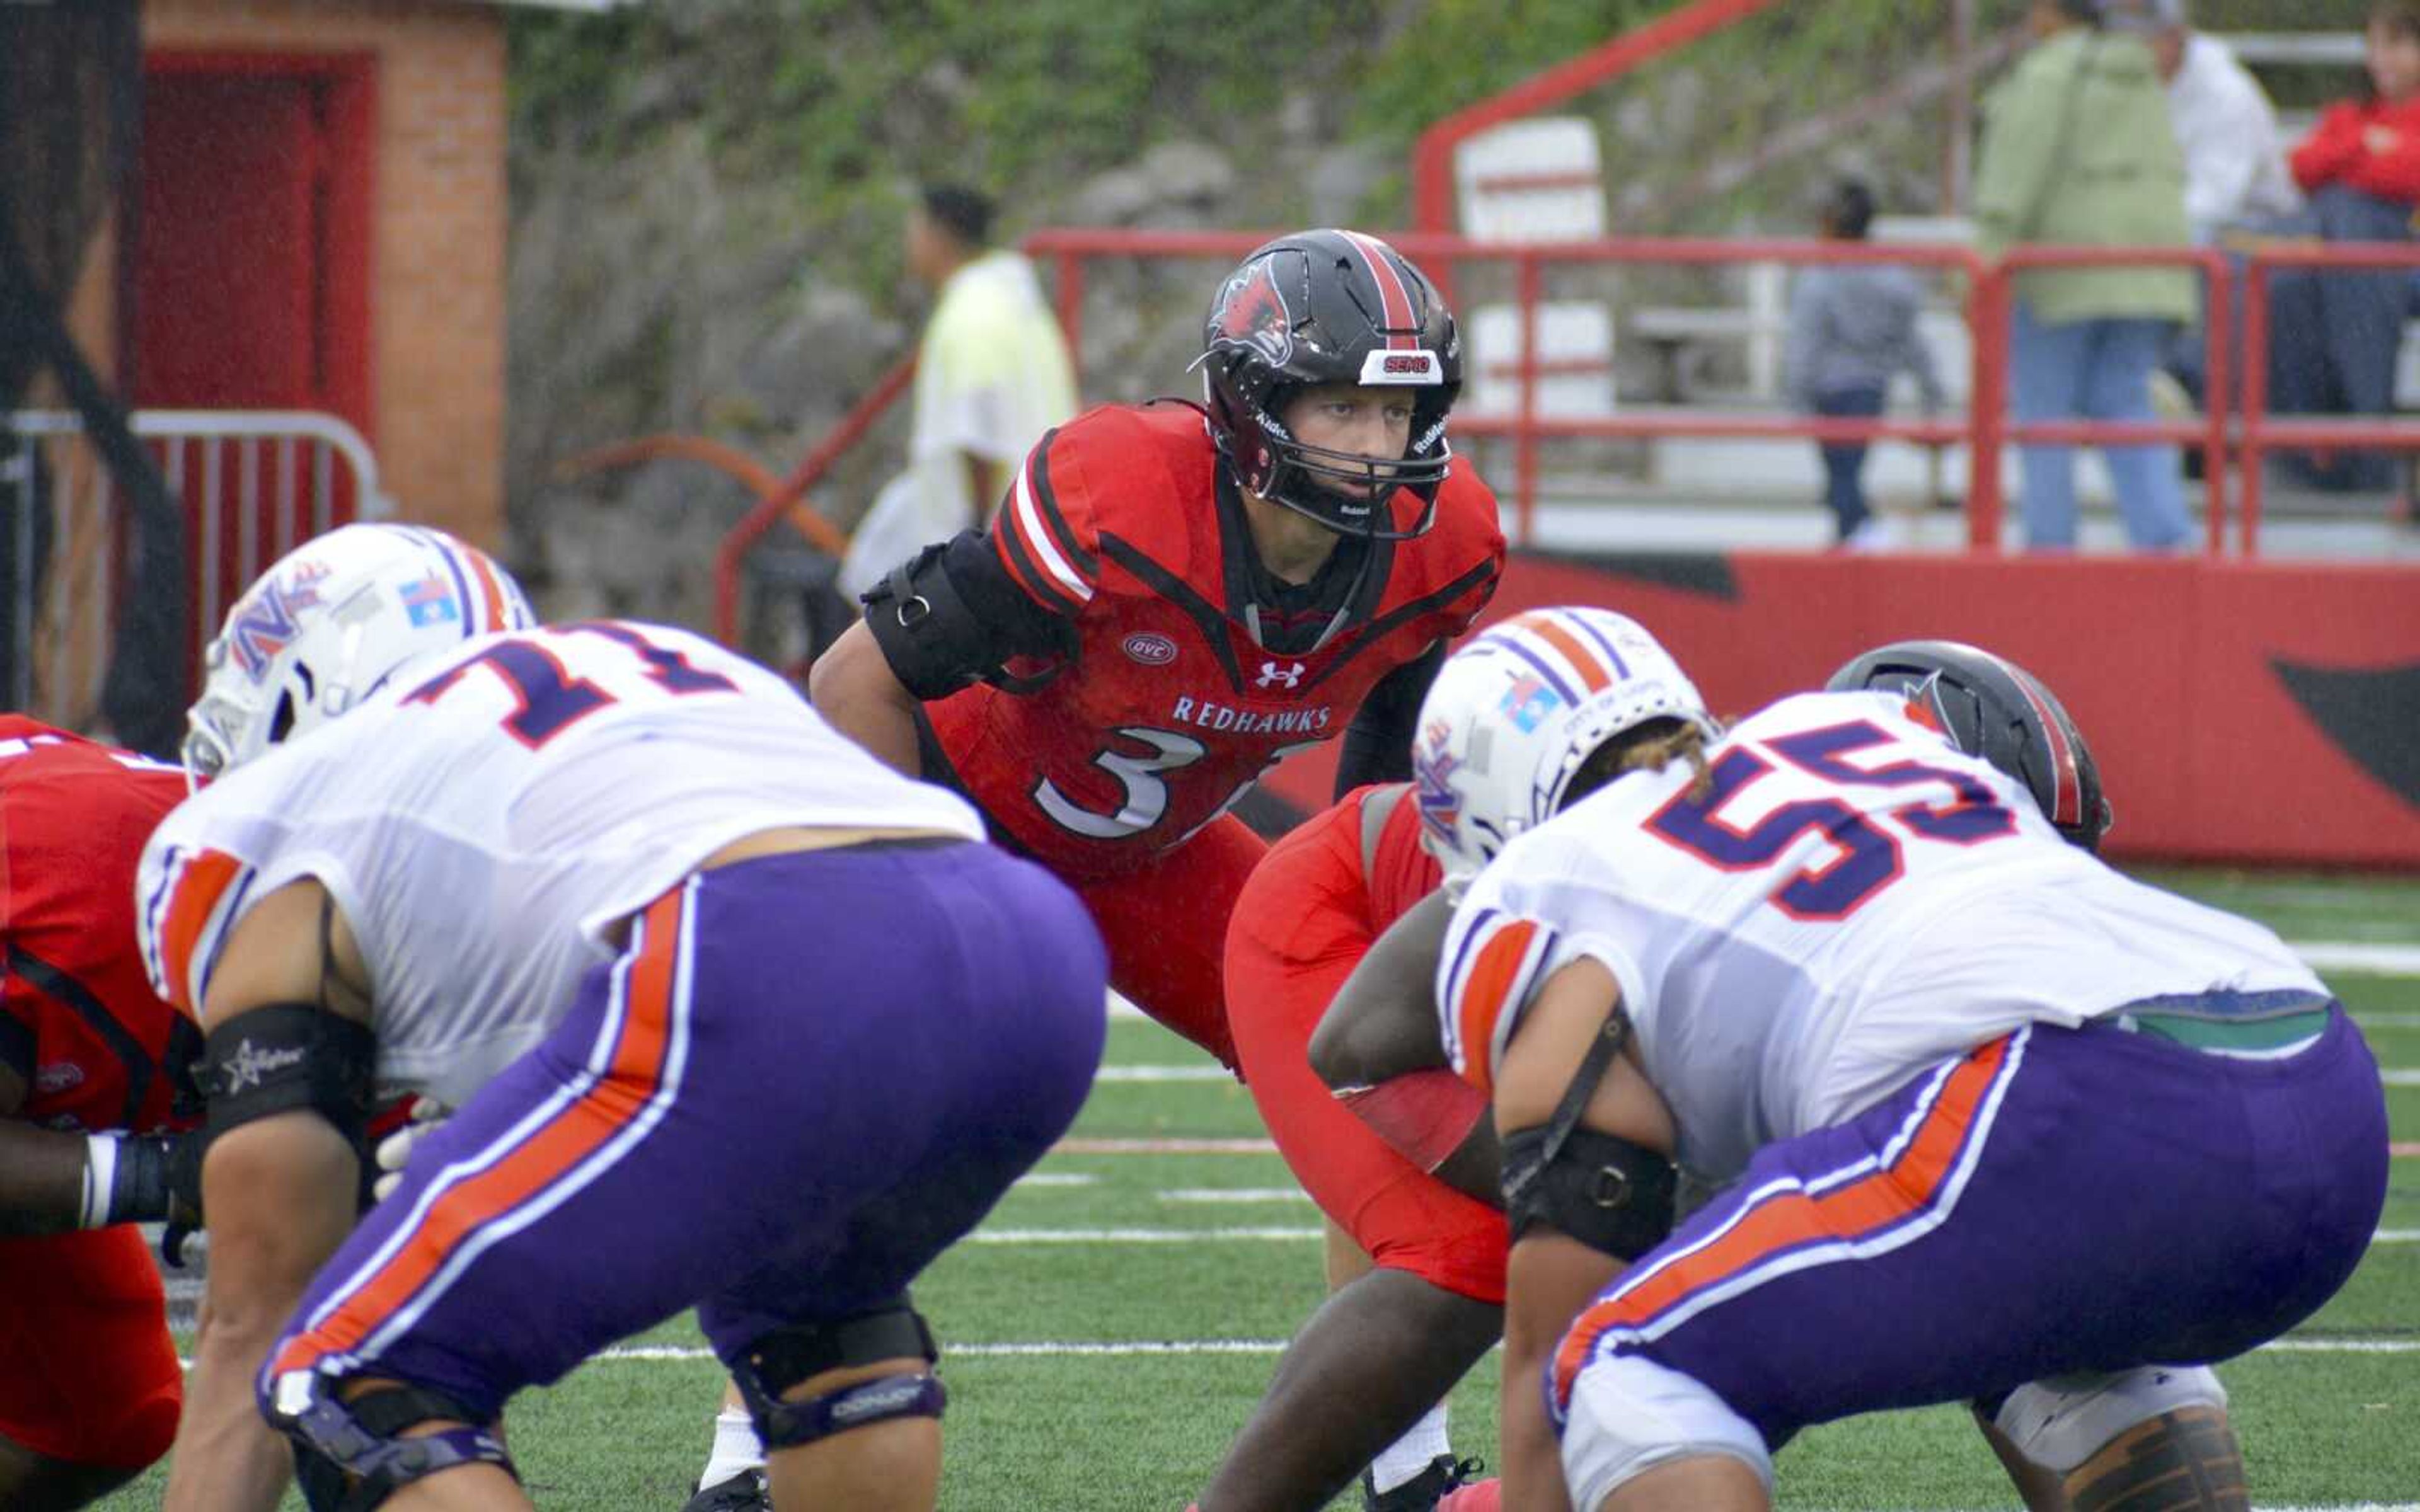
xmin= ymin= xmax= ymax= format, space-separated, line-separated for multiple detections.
xmin=1782 ymin=178 xmax=1945 ymax=549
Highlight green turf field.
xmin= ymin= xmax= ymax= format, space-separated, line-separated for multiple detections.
xmin=101 ymin=866 xmax=2420 ymax=1510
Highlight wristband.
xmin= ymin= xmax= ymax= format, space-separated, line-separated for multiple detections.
xmin=79 ymin=1132 xmax=173 ymax=1228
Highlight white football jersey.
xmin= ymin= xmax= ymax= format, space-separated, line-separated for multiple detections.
xmin=139 ymin=621 xmax=984 ymax=1107
xmin=1439 ymin=690 xmax=2324 ymax=1185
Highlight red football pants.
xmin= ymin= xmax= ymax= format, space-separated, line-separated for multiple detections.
xmin=0 ymin=1224 xmax=182 ymax=1468
xmin=1071 ymin=813 xmax=1267 ymax=1071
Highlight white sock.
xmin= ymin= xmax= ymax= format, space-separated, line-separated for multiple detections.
xmin=698 ymin=1407 xmax=766 ymax=1487
xmin=1368 ymin=1402 xmax=1452 ymax=1493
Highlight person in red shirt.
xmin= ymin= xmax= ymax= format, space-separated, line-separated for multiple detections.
xmin=809 ymin=227 xmax=1505 ymax=1069
xmin=0 ymin=718 xmax=204 ymax=1508
xmin=2269 ymin=0 xmax=2420 ymax=491
xmin=1194 ymin=780 xmax=1504 ymax=1512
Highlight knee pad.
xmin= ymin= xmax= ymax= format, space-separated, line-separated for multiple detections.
xmin=1559 ymin=1351 xmax=1770 ymax=1512
xmin=264 ymin=1370 xmax=516 ymax=1512
xmin=733 ymin=1299 xmax=947 ymax=1451
xmin=1991 ymin=1365 xmax=2229 ymax=1476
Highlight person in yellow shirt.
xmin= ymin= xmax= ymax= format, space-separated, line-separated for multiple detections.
xmin=839 ymin=185 xmax=1081 ymax=598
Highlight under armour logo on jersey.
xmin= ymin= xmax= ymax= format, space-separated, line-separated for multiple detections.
xmin=218 ymin=1038 xmax=306 ymax=1095
xmin=1256 ymin=660 xmax=1306 ymax=689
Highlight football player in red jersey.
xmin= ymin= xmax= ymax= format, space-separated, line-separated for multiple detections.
xmin=810 ymin=227 xmax=1504 ymax=1068
xmin=767 ymin=229 xmax=1502 ymax=1512
xmin=0 ymin=716 xmax=204 ymax=1508
xmin=1196 ymin=779 xmax=1504 ymax=1512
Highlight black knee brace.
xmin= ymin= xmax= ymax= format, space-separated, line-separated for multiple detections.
xmin=273 ymin=1376 xmax=516 ymax=1512
xmin=732 ymin=1299 xmax=948 ymax=1450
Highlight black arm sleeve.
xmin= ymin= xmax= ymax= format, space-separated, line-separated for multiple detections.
xmin=859 ymin=530 xmax=1076 ymax=700
xmin=1333 ymin=638 xmax=1446 ymax=801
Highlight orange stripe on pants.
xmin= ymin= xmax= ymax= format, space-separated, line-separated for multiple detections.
xmin=272 ymin=886 xmax=689 ymax=1377
xmin=1552 ymin=1033 xmax=2014 ymax=1406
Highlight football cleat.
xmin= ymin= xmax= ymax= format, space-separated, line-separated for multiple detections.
xmin=1364 ymin=1453 xmax=1486 ymax=1512
xmin=680 ymin=1467 xmax=769 ymax=1512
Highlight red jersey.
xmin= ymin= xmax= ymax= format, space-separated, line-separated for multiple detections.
xmin=0 ymin=718 xmax=198 ymax=1135
xmin=1233 ymin=782 xmax=1442 ymax=965
xmin=928 ymin=403 xmax=1504 ymax=875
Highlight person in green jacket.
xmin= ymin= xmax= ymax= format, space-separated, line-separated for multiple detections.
xmin=1976 ymin=0 xmax=2197 ymax=550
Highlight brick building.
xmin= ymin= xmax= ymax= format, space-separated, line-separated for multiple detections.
xmin=67 ymin=0 xmax=622 ymax=553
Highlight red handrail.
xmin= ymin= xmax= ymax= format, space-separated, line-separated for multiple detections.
xmin=709 ymin=355 xmax=916 ymax=649
xmin=1021 ymin=228 xmax=1989 ymax=546
xmin=1408 ymin=0 xmax=1790 ymax=236
xmin=710 ymin=231 xmax=2420 ymax=646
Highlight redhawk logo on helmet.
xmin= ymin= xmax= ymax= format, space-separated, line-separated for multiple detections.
xmin=1197 ymin=229 xmax=1463 ymax=544
xmin=1210 ymin=260 xmax=1296 ymax=367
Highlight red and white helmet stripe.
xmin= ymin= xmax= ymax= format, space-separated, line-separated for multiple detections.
xmin=1336 ymin=229 xmax=1419 ymax=351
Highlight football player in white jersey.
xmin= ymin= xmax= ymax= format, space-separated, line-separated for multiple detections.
xmin=151 ymin=524 xmax=1107 ymax=1512
xmin=1409 ymin=633 xmax=2386 ymax=1512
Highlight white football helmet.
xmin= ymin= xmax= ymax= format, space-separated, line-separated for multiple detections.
xmin=1411 ymin=607 xmax=1715 ymax=891
xmin=182 ymin=523 xmax=536 ymax=782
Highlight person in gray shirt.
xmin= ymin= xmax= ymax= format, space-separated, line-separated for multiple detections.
xmin=1783 ymin=179 xmax=1946 ymax=547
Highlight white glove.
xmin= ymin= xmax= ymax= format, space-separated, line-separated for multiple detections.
xmin=372 ymin=1098 xmax=449 ymax=1203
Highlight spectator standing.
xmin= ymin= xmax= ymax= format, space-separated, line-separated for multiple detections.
xmin=1782 ymin=178 xmax=1945 ymax=549
xmin=2146 ymin=0 xmax=2301 ymax=410
xmin=1976 ymin=0 xmax=2196 ymax=551
xmin=838 ymin=184 xmax=1080 ymax=597
xmin=2267 ymin=2 xmax=2420 ymax=493
xmin=2149 ymin=0 xmax=2302 ymax=244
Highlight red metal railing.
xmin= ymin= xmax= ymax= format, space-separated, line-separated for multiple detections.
xmin=1023 ymin=229 xmax=1992 ymax=544
xmin=708 ymin=355 xmax=916 ymax=651
xmin=709 ymin=231 xmax=2420 ymax=646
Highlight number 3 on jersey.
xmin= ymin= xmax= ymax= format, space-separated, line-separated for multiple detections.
xmin=1645 ymin=719 xmax=2016 ymax=920
xmin=1034 ymin=728 xmax=1322 ymax=842
xmin=1034 ymin=726 xmax=1206 ymax=839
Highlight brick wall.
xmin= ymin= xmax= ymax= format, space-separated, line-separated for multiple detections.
xmin=132 ymin=0 xmax=510 ymax=549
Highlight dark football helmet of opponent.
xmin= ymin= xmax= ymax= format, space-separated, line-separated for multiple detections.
xmin=1198 ymin=229 xmax=1462 ymax=542
xmin=1826 ymin=639 xmax=2114 ymax=852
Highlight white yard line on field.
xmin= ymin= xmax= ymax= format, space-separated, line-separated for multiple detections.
xmin=969 ymin=1226 xmax=1322 ymax=1243
xmin=2292 ymin=942 xmax=2420 ymax=975
xmin=1096 ymin=1065 xmax=1233 ymax=1083
xmin=1054 ymin=1137 xmax=1279 ymax=1154
xmin=966 ymin=1224 xmax=2409 ymax=1246
xmin=567 ymin=1336 xmax=2415 ymax=1365
xmin=1159 ymin=1188 xmax=1315 ymax=1204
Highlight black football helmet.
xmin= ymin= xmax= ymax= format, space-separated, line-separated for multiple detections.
xmin=1825 ymin=639 xmax=2115 ymax=852
xmin=1198 ymin=229 xmax=1461 ymax=540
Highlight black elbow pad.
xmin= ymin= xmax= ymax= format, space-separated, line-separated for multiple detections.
xmin=1499 ymin=1125 xmax=1677 ymax=1259
xmin=861 ymin=544 xmax=999 ymax=701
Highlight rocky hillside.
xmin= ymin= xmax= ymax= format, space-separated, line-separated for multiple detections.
xmin=502 ymin=0 xmax=2373 ymax=634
